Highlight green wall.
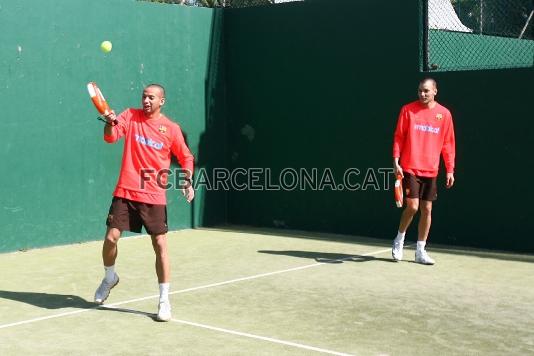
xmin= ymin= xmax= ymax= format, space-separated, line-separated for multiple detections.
xmin=429 ymin=30 xmax=534 ymax=71
xmin=0 ymin=0 xmax=227 ymax=252
xmin=224 ymin=0 xmax=534 ymax=252
xmin=2 ymin=0 xmax=533 ymax=254
xmin=430 ymin=68 xmax=534 ymax=251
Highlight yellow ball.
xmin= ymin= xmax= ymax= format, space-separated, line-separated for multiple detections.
xmin=100 ymin=41 xmax=112 ymax=53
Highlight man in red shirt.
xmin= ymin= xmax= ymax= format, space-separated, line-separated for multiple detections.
xmin=94 ymin=84 xmax=194 ymax=321
xmin=392 ymin=78 xmax=455 ymax=265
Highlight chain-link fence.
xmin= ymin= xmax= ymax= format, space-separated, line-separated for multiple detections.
xmin=425 ymin=0 xmax=534 ymax=71
xmin=139 ymin=0 xmax=302 ymax=7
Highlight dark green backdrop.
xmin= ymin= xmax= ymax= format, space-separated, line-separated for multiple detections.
xmin=224 ymin=0 xmax=534 ymax=252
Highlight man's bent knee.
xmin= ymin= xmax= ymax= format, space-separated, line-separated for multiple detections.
xmin=105 ymin=228 xmax=121 ymax=244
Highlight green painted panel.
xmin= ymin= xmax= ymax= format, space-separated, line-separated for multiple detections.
xmin=429 ymin=29 xmax=534 ymax=71
xmin=0 ymin=0 xmax=227 ymax=252
xmin=224 ymin=1 xmax=421 ymax=240
xmin=428 ymin=69 xmax=534 ymax=251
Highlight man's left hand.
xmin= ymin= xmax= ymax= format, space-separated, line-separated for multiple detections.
xmin=182 ymin=186 xmax=195 ymax=203
xmin=446 ymin=173 xmax=455 ymax=189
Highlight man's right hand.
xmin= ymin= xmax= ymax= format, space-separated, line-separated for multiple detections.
xmin=103 ymin=110 xmax=117 ymax=124
xmin=103 ymin=111 xmax=117 ymax=136
xmin=393 ymin=158 xmax=403 ymax=178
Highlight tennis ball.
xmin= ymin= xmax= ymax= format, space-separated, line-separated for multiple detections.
xmin=100 ymin=41 xmax=112 ymax=53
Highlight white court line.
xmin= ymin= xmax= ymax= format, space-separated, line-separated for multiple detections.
xmin=0 ymin=308 xmax=95 ymax=329
xmin=171 ymin=318 xmax=354 ymax=356
xmin=108 ymin=245 xmax=396 ymax=306
xmin=0 ymin=245 xmax=394 ymax=331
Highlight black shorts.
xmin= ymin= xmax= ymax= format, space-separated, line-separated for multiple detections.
xmin=403 ymin=173 xmax=438 ymax=201
xmin=106 ymin=197 xmax=168 ymax=235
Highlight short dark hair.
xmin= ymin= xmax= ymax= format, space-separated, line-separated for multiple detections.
xmin=419 ymin=78 xmax=437 ymax=89
xmin=145 ymin=83 xmax=166 ymax=97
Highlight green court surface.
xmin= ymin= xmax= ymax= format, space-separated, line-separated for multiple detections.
xmin=1 ymin=228 xmax=533 ymax=355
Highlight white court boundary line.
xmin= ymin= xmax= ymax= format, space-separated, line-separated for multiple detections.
xmin=0 ymin=245 xmax=397 ymax=355
xmin=171 ymin=318 xmax=354 ymax=356
xmin=0 ymin=246 xmax=393 ymax=329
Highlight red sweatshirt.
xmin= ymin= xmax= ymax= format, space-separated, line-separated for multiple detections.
xmin=104 ymin=109 xmax=194 ymax=205
xmin=393 ymin=101 xmax=455 ymax=177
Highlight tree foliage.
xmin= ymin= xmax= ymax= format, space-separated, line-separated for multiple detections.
xmin=139 ymin=0 xmax=277 ymax=7
xmin=451 ymin=0 xmax=533 ymax=38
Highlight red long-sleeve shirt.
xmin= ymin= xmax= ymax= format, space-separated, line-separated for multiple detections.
xmin=104 ymin=108 xmax=194 ymax=205
xmin=393 ymin=101 xmax=455 ymax=177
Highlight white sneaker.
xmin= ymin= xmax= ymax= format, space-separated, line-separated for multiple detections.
xmin=156 ymin=300 xmax=172 ymax=322
xmin=415 ymin=250 xmax=435 ymax=265
xmin=392 ymin=239 xmax=404 ymax=261
xmin=94 ymin=273 xmax=119 ymax=304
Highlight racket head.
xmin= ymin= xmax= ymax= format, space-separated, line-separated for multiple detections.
xmin=87 ymin=82 xmax=111 ymax=116
xmin=394 ymin=174 xmax=403 ymax=208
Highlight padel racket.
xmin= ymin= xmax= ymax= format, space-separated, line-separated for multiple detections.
xmin=394 ymin=174 xmax=403 ymax=208
xmin=87 ymin=82 xmax=111 ymax=116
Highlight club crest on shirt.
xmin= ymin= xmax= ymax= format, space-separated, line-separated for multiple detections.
xmin=436 ymin=113 xmax=443 ymax=120
xmin=158 ymin=125 xmax=167 ymax=134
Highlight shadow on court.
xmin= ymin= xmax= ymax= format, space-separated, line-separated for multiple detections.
xmin=0 ymin=291 xmax=156 ymax=320
xmin=258 ymin=250 xmax=395 ymax=263
xmin=431 ymin=246 xmax=534 ymax=263
xmin=0 ymin=290 xmax=97 ymax=309
xmin=98 ymin=306 xmax=156 ymax=321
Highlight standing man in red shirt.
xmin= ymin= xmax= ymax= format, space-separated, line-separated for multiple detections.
xmin=392 ymin=78 xmax=455 ymax=265
xmin=94 ymin=84 xmax=194 ymax=321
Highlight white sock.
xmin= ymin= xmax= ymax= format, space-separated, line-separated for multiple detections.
xmin=159 ymin=283 xmax=170 ymax=302
xmin=104 ymin=265 xmax=115 ymax=283
xmin=416 ymin=240 xmax=426 ymax=252
xmin=394 ymin=231 xmax=406 ymax=243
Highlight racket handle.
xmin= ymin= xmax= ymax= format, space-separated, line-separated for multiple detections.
xmin=394 ymin=176 xmax=403 ymax=208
